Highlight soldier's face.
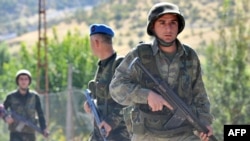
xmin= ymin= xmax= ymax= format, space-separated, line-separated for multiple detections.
xmin=17 ymin=75 xmax=30 ymax=89
xmin=153 ymin=14 xmax=179 ymax=42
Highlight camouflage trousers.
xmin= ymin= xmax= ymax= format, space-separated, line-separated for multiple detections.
xmin=131 ymin=131 xmax=200 ymax=141
xmin=88 ymin=126 xmax=131 ymax=141
xmin=10 ymin=132 xmax=36 ymax=141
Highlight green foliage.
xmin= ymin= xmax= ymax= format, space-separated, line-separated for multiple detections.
xmin=33 ymin=27 xmax=97 ymax=92
xmin=203 ymin=0 xmax=250 ymax=140
xmin=0 ymin=43 xmax=10 ymax=75
xmin=0 ymin=43 xmax=10 ymax=100
xmin=0 ymin=122 xmax=8 ymax=140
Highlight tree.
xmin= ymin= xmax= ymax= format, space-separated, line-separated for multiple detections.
xmin=40 ymin=28 xmax=97 ymax=92
xmin=0 ymin=43 xmax=11 ymax=99
xmin=203 ymin=0 xmax=250 ymax=140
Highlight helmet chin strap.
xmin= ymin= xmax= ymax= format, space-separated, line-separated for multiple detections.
xmin=157 ymin=37 xmax=175 ymax=47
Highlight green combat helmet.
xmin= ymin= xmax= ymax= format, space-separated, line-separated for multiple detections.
xmin=147 ymin=2 xmax=185 ymax=36
xmin=15 ymin=69 xmax=32 ymax=85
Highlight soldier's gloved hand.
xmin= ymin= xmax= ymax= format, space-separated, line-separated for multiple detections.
xmin=99 ymin=121 xmax=112 ymax=137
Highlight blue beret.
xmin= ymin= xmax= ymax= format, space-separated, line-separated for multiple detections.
xmin=89 ymin=24 xmax=114 ymax=37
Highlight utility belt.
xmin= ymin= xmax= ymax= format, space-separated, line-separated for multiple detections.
xmin=131 ymin=105 xmax=192 ymax=138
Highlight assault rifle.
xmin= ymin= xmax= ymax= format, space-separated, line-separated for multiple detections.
xmin=129 ymin=57 xmax=218 ymax=141
xmin=0 ymin=104 xmax=48 ymax=137
xmin=84 ymin=89 xmax=107 ymax=141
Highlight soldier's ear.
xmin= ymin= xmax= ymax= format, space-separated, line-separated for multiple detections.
xmin=95 ymin=38 xmax=101 ymax=48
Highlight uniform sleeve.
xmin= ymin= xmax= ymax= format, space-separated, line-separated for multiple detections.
xmin=105 ymin=57 xmax=132 ymax=129
xmin=3 ymin=95 xmax=11 ymax=110
xmin=192 ymin=52 xmax=213 ymax=126
xmin=109 ymin=51 xmax=151 ymax=106
xmin=35 ymin=95 xmax=47 ymax=130
xmin=2 ymin=95 xmax=11 ymax=120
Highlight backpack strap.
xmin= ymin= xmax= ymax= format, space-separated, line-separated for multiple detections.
xmin=112 ymin=55 xmax=124 ymax=74
xmin=180 ymin=44 xmax=193 ymax=81
xmin=136 ymin=42 xmax=161 ymax=76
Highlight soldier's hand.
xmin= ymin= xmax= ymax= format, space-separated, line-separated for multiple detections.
xmin=83 ymin=101 xmax=91 ymax=114
xmin=5 ymin=116 xmax=14 ymax=124
xmin=147 ymin=91 xmax=173 ymax=111
xmin=43 ymin=129 xmax=49 ymax=138
xmin=199 ymin=125 xmax=213 ymax=141
xmin=99 ymin=121 xmax=112 ymax=137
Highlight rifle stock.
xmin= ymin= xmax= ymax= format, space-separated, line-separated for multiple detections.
xmin=84 ymin=89 xmax=107 ymax=141
xmin=130 ymin=57 xmax=218 ymax=141
xmin=0 ymin=104 xmax=48 ymax=137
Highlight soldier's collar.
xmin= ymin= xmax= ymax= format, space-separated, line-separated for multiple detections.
xmin=16 ymin=89 xmax=30 ymax=97
xmin=98 ymin=53 xmax=117 ymax=67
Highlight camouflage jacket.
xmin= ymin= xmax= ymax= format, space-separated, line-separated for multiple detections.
xmin=3 ymin=89 xmax=47 ymax=133
xmin=88 ymin=52 xmax=129 ymax=133
xmin=110 ymin=39 xmax=213 ymax=126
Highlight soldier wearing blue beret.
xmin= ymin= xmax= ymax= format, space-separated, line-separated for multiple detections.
xmin=89 ymin=24 xmax=114 ymax=37
xmin=83 ymin=24 xmax=131 ymax=141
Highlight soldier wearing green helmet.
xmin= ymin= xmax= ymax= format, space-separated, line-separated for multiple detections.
xmin=146 ymin=2 xmax=185 ymax=47
xmin=147 ymin=2 xmax=185 ymax=35
xmin=15 ymin=69 xmax=32 ymax=85
xmin=3 ymin=69 xmax=48 ymax=141
xmin=110 ymin=2 xmax=215 ymax=141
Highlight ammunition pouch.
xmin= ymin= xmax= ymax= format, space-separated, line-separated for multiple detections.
xmin=131 ymin=106 xmax=145 ymax=134
xmin=88 ymin=80 xmax=111 ymax=99
xmin=122 ymin=105 xmax=134 ymax=136
xmin=131 ymin=104 xmax=192 ymax=138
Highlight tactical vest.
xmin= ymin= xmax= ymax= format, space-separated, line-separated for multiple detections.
xmin=8 ymin=92 xmax=37 ymax=133
xmin=132 ymin=42 xmax=194 ymax=137
xmin=88 ymin=54 xmax=124 ymax=117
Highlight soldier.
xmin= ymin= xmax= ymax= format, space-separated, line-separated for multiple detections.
xmin=3 ymin=69 xmax=48 ymax=141
xmin=83 ymin=24 xmax=131 ymax=141
xmin=109 ymin=2 xmax=214 ymax=141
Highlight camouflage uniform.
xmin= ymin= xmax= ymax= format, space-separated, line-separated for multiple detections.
xmin=3 ymin=89 xmax=47 ymax=141
xmin=109 ymin=39 xmax=213 ymax=141
xmin=88 ymin=53 xmax=130 ymax=141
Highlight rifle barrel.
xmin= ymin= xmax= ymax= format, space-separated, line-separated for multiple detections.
xmin=84 ymin=89 xmax=107 ymax=141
